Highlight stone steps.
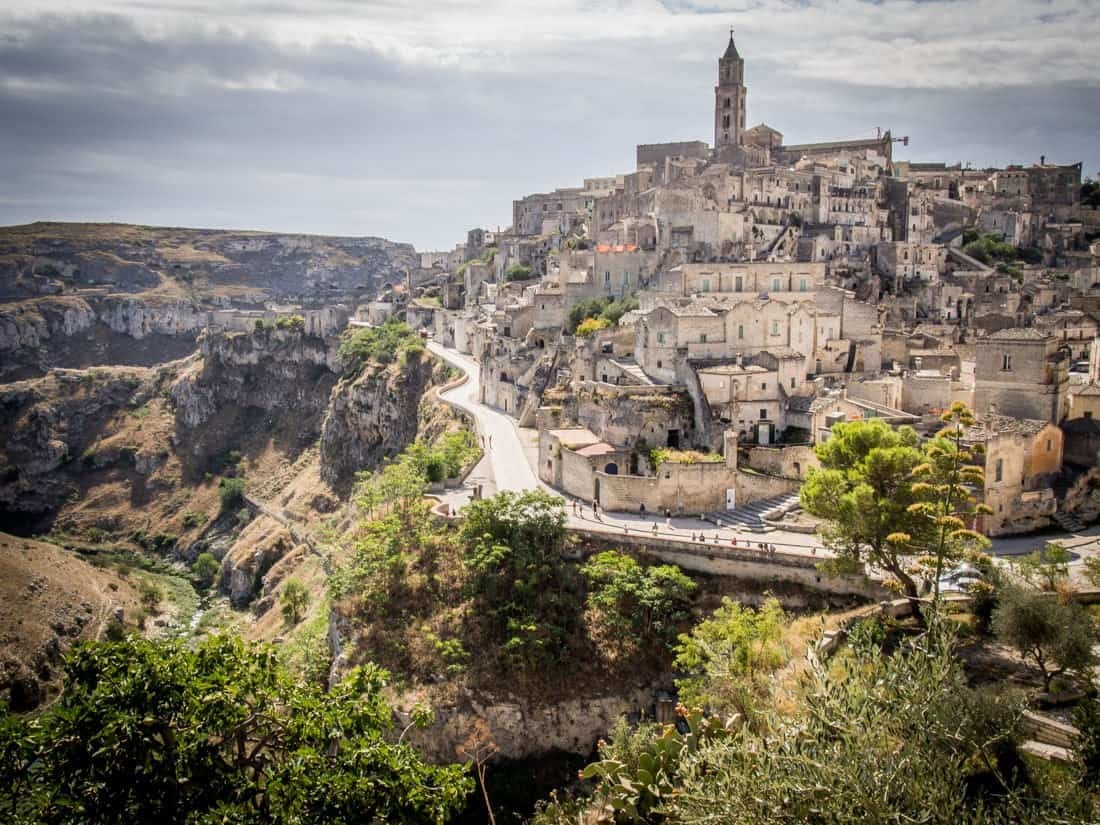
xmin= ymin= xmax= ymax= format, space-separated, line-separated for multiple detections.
xmin=702 ymin=493 xmax=801 ymax=532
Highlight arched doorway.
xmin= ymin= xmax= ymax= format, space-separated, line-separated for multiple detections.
xmin=604 ymin=462 xmax=619 ymax=475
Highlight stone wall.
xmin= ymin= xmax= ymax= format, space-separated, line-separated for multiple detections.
xmin=744 ymin=445 xmax=818 ymax=479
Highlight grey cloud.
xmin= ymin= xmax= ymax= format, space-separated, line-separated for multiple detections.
xmin=0 ymin=5 xmax=1097 ymax=249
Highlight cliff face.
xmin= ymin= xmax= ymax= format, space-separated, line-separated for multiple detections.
xmin=319 ymin=352 xmax=445 ymax=491
xmin=0 ymin=222 xmax=417 ymax=301
xmin=0 ymin=294 xmax=205 ymax=380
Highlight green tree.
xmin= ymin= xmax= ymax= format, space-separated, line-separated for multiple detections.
xmin=504 ymin=263 xmax=533 ymax=281
xmin=218 ymin=476 xmax=246 ymax=514
xmin=192 ymin=551 xmax=220 ymax=589
xmin=672 ymin=597 xmax=786 ymax=719
xmin=992 ymin=584 xmax=1096 ymax=692
xmin=888 ymin=402 xmax=992 ymax=603
xmin=460 ymin=491 xmax=576 ymax=666
xmin=1016 ymin=542 xmax=1071 ymax=591
xmin=800 ymin=418 xmax=925 ymax=598
xmin=0 ymin=635 xmax=471 ymax=824
xmin=280 ymin=579 xmax=310 ymax=626
xmin=581 ymin=551 xmax=695 ymax=649
xmin=338 ymin=319 xmax=424 ymax=374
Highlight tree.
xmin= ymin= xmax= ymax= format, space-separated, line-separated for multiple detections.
xmin=800 ymin=418 xmax=925 ymax=598
xmin=582 ymin=551 xmax=695 ymax=649
xmin=888 ymin=402 xmax=992 ymax=604
xmin=992 ymin=584 xmax=1096 ymax=692
xmin=460 ymin=491 xmax=576 ymax=666
xmin=0 ymin=635 xmax=472 ymax=824
xmin=504 ymin=263 xmax=533 ymax=282
xmin=1016 ymin=543 xmax=1071 ymax=591
xmin=575 ymin=316 xmax=610 ymax=337
xmin=192 ymin=551 xmax=220 ymax=589
xmin=280 ymin=579 xmax=310 ymax=626
xmin=219 ymin=476 xmax=246 ymax=514
xmin=672 ymin=597 xmax=786 ymax=719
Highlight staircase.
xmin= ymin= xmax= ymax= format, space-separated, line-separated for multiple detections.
xmin=608 ymin=358 xmax=654 ymax=386
xmin=703 ymin=493 xmax=801 ymax=533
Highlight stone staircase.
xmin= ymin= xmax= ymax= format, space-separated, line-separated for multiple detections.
xmin=1053 ymin=510 xmax=1087 ymax=533
xmin=609 ymin=358 xmax=653 ymax=386
xmin=703 ymin=492 xmax=801 ymax=532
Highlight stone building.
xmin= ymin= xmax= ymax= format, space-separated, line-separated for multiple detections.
xmin=973 ymin=328 xmax=1069 ymax=423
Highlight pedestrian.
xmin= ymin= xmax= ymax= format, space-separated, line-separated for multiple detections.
xmin=691 ymin=532 xmax=697 ymax=542
xmin=639 ymin=502 xmax=646 ymax=519
xmin=652 ymin=522 xmax=658 ymax=535
xmin=572 ymin=500 xmax=578 ymax=515
xmin=665 ymin=515 xmax=672 ymax=529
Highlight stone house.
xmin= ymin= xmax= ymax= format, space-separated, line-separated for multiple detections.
xmin=965 ymin=416 xmax=1063 ymax=536
xmin=973 ymin=328 xmax=1069 ymax=423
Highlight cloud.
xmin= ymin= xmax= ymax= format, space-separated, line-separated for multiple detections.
xmin=0 ymin=1 xmax=1097 ymax=249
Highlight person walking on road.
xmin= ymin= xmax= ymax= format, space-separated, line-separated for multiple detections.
xmin=639 ymin=502 xmax=646 ymax=520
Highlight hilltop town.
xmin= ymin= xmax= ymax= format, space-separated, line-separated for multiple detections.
xmin=386 ymin=31 xmax=1100 ymax=539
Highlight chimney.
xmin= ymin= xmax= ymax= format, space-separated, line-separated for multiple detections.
xmin=1040 ymin=155 xmax=1046 ymax=166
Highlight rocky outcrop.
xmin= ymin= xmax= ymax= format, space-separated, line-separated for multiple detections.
xmin=0 ymin=222 xmax=417 ymax=301
xmin=319 ymin=352 xmax=444 ymax=490
xmin=0 ymin=367 xmax=158 ymax=531
xmin=403 ymin=687 xmax=666 ymax=762
xmin=170 ymin=328 xmax=340 ymax=466
xmin=0 ymin=294 xmax=204 ymax=380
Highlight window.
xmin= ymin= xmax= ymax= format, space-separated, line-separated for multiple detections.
xmin=773 ymin=277 xmax=781 ymax=291
xmin=735 ymin=276 xmax=743 ymax=291
xmin=995 ymin=458 xmax=1003 ymax=483
xmin=759 ymin=409 xmax=767 ymax=419
xmin=799 ymin=277 xmax=807 ymax=291
xmin=604 ymin=271 xmax=610 ymax=283
xmin=722 ymin=115 xmax=730 ymax=129
xmin=1047 ymin=439 xmax=1053 ymax=452
xmin=1001 ymin=354 xmax=1012 ymax=371
xmin=700 ymin=333 xmax=707 ymax=343
xmin=702 ymin=278 xmax=710 ymax=292
xmin=790 ymin=377 xmax=796 ymax=389
xmin=657 ymin=332 xmax=665 ymax=344
xmin=760 ymin=382 xmax=767 ymax=391
xmin=738 ymin=324 xmax=744 ymax=339
xmin=771 ymin=320 xmax=779 ymax=335
xmin=724 ymin=96 xmax=731 ymax=109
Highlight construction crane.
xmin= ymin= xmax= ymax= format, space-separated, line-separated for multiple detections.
xmin=875 ymin=127 xmax=910 ymax=146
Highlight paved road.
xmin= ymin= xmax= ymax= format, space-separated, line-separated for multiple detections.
xmin=428 ymin=341 xmax=832 ymax=557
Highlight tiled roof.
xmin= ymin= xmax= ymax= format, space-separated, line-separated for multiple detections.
xmin=986 ymin=327 xmax=1050 ymax=341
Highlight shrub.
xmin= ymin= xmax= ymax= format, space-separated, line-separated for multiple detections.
xmin=182 ymin=511 xmax=209 ymax=531
xmin=138 ymin=579 xmax=162 ymax=609
xmin=992 ymin=584 xmax=1096 ymax=691
xmin=192 ymin=552 xmax=220 ymax=589
xmin=575 ymin=316 xmax=610 ymax=337
xmin=281 ymin=579 xmax=310 ymax=626
xmin=275 ymin=315 xmax=306 ymax=332
xmin=338 ymin=319 xmax=423 ymax=373
xmin=504 ymin=263 xmax=534 ymax=282
xmin=218 ymin=477 xmax=246 ymax=513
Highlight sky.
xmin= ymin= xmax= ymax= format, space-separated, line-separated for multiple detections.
xmin=0 ymin=0 xmax=1098 ymax=251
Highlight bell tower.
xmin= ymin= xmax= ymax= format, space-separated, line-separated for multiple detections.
xmin=714 ymin=29 xmax=746 ymax=150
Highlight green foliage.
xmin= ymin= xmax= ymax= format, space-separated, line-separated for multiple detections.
xmin=138 ymin=578 xmax=162 ymax=609
xmin=191 ymin=552 xmax=220 ymax=589
xmin=254 ymin=318 xmax=268 ymax=332
xmin=992 ymin=584 xmax=1096 ymax=691
xmin=576 ymin=709 xmax=734 ymax=823
xmin=1083 ymin=178 xmax=1100 ymax=209
xmin=1083 ymin=555 xmax=1100 ymax=587
xmin=1074 ymin=694 xmax=1100 ymax=791
xmin=664 ymin=617 xmax=1083 ymax=824
xmin=218 ymin=476 xmax=246 ymax=514
xmin=581 ymin=551 xmax=695 ymax=649
xmin=0 ymin=635 xmax=472 ymax=823
xmin=504 ymin=263 xmax=534 ymax=282
xmin=460 ymin=490 xmax=576 ymax=667
xmin=338 ymin=319 xmax=424 ymax=374
xmin=274 ymin=314 xmax=306 ymax=332
xmin=673 ymin=597 xmax=786 ymax=719
xmin=803 ymin=404 xmax=990 ymax=602
xmin=437 ymin=430 xmax=479 ymax=479
xmin=963 ymin=232 xmax=1022 ymax=265
xmin=801 ymin=417 xmax=924 ymax=596
xmin=182 ymin=510 xmax=209 ymax=530
xmin=1015 ymin=543 xmax=1070 ymax=591
xmin=563 ymin=295 xmax=639 ymax=334
xmin=280 ymin=579 xmax=310 ymax=626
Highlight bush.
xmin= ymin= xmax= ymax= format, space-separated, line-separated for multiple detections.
xmin=218 ymin=477 xmax=246 ymax=513
xmin=192 ymin=552 xmax=220 ymax=589
xmin=280 ymin=579 xmax=311 ymax=626
xmin=338 ymin=319 xmax=423 ymax=373
xmin=992 ymin=584 xmax=1096 ymax=691
xmin=138 ymin=579 xmax=162 ymax=609
xmin=275 ymin=315 xmax=306 ymax=332
xmin=575 ymin=316 xmax=610 ymax=337
xmin=504 ymin=263 xmax=534 ymax=282
xmin=182 ymin=511 xmax=209 ymax=531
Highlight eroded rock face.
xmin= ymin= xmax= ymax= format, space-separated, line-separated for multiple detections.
xmin=403 ymin=687 xmax=666 ymax=762
xmin=0 ymin=295 xmax=204 ymax=381
xmin=170 ymin=328 xmax=340 ymax=463
xmin=319 ymin=352 xmax=442 ymax=491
